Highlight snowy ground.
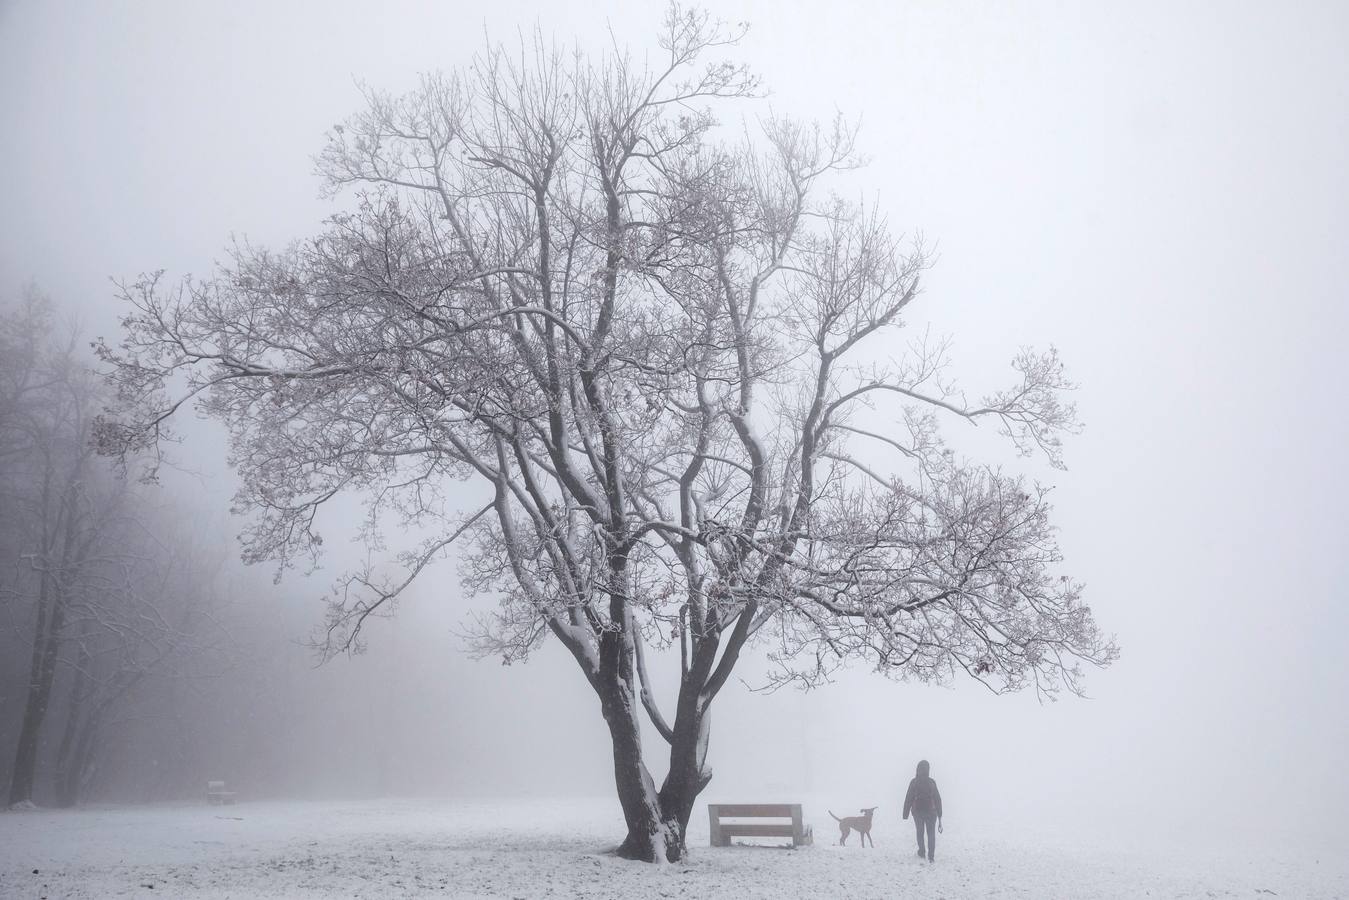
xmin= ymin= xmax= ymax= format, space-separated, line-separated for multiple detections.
xmin=1 ymin=797 xmax=1342 ymax=899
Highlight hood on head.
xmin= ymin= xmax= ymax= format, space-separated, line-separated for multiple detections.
xmin=916 ymin=759 xmax=930 ymax=777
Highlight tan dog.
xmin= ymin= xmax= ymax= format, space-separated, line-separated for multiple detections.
xmin=829 ymin=807 xmax=877 ymax=847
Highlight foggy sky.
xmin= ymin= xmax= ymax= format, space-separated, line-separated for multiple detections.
xmin=1 ymin=0 xmax=1345 ymax=847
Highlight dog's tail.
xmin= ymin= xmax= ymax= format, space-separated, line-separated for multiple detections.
xmin=828 ymin=810 xmax=840 ymax=821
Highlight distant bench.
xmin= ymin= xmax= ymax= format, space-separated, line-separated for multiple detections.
xmin=206 ymin=781 xmax=237 ymax=805
xmin=708 ymin=803 xmax=813 ymax=847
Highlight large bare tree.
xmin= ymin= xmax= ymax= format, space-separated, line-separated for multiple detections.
xmin=99 ymin=7 xmax=1116 ymax=861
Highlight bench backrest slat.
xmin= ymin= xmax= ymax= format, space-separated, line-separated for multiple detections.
xmin=708 ymin=803 xmax=797 ymax=818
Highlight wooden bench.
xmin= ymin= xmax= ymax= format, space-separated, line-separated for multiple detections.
xmin=206 ymin=780 xmax=237 ymax=805
xmin=708 ymin=803 xmax=813 ymax=847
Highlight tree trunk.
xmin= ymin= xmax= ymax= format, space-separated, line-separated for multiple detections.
xmin=596 ymin=550 xmax=683 ymax=862
xmin=599 ymin=671 xmax=682 ymax=862
xmin=8 ymin=569 xmax=65 ymax=807
xmin=53 ymin=630 xmax=93 ymax=808
xmin=55 ymin=710 xmax=100 ymax=808
xmin=8 ymin=467 xmax=81 ymax=808
xmin=655 ymin=614 xmax=725 ymax=850
xmin=659 ymin=697 xmax=713 ymax=846
xmin=597 ymin=632 xmax=718 ymax=861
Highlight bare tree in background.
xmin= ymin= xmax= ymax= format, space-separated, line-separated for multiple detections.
xmin=1 ymin=293 xmax=104 ymax=807
xmin=0 ymin=291 xmax=233 ymax=808
xmin=99 ymin=7 xmax=1117 ymax=860
xmin=45 ymin=516 xmax=232 ymax=807
xmin=0 ymin=288 xmax=53 ymax=462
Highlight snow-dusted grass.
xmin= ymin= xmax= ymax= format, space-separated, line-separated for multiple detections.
xmin=0 ymin=797 xmax=1342 ymax=899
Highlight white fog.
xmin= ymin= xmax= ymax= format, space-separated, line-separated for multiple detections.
xmin=1 ymin=1 xmax=1346 ymax=897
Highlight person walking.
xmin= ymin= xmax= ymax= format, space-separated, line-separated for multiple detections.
xmin=902 ymin=759 xmax=943 ymax=862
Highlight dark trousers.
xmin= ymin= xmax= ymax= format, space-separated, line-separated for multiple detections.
xmin=913 ymin=813 xmax=936 ymax=860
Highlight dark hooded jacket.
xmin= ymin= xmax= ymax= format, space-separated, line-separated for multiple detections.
xmin=902 ymin=759 xmax=942 ymax=820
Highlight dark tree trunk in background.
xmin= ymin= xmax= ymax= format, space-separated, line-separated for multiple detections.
xmin=54 ymin=709 xmax=100 ymax=809
xmin=8 ymin=571 xmax=59 ymax=806
xmin=53 ymin=627 xmax=93 ymax=808
xmin=9 ymin=567 xmax=70 ymax=806
xmin=8 ymin=472 xmax=80 ymax=808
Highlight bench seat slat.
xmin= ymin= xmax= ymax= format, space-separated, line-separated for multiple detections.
xmin=717 ymin=824 xmax=797 ymax=838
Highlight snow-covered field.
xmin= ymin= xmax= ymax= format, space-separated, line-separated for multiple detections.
xmin=0 ymin=797 xmax=1342 ymax=899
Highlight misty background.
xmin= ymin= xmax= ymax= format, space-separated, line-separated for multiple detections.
xmin=1 ymin=0 xmax=1345 ymax=850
